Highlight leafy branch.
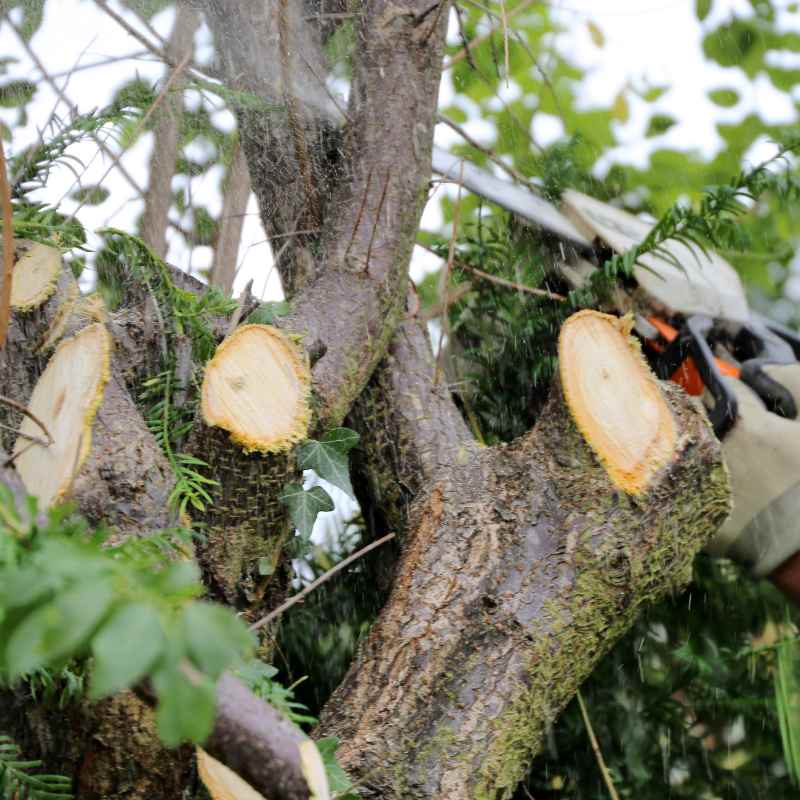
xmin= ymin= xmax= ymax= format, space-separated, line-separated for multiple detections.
xmin=9 ymin=105 xmax=139 ymax=199
xmin=571 ymin=136 xmax=800 ymax=307
xmin=0 ymin=488 xmax=253 ymax=746
xmin=97 ymin=229 xmax=236 ymax=514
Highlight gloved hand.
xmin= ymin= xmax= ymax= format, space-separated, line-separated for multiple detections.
xmin=705 ymin=364 xmax=800 ymax=578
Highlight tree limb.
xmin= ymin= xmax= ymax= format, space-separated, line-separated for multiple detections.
xmin=321 ymin=316 xmax=730 ymax=798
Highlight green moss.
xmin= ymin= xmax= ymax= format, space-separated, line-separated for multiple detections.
xmin=472 ymin=386 xmax=731 ymax=799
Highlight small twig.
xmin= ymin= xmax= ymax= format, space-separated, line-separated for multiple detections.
xmin=0 ymin=421 xmax=48 ymax=448
xmin=346 ymin=170 xmax=372 ymax=262
xmin=466 ymin=262 xmax=566 ymax=301
xmin=577 ymin=690 xmax=621 ymax=800
xmin=0 ymin=395 xmax=54 ymax=447
xmin=226 ymin=278 xmax=254 ymax=337
xmin=93 ymin=0 xmax=171 ymax=67
xmin=7 ymin=16 xmax=146 ymax=198
xmin=249 ymin=532 xmax=396 ymax=632
xmin=437 ymin=113 xmax=532 ymax=186
xmin=93 ymin=0 xmax=218 ymax=83
xmin=434 ymin=161 xmax=464 ymax=385
xmin=417 ymin=241 xmax=565 ymax=302
xmin=364 ymin=169 xmax=391 ymax=274
xmin=444 ymin=0 xmax=539 ymax=69
xmin=47 ymin=51 xmax=150 ymax=79
xmin=420 ymin=1 xmax=448 ymax=43
xmin=64 ymin=50 xmax=193 ymax=219
xmin=0 ymin=137 xmax=14 ymax=349
xmin=500 ymin=0 xmax=510 ymax=85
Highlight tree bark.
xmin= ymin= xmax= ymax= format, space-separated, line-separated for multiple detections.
xmin=319 ymin=317 xmax=729 ymax=798
xmin=210 ymin=140 xmax=250 ymax=295
xmin=139 ymin=2 xmax=201 ymax=259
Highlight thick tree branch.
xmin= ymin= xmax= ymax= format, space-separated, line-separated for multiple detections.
xmin=204 ymin=674 xmax=312 ymax=800
xmin=321 ymin=317 xmax=731 ymax=798
xmin=140 ymin=3 xmax=201 ymax=258
xmin=210 ymin=140 xmax=251 ymax=295
xmin=200 ymin=0 xmax=451 ymax=430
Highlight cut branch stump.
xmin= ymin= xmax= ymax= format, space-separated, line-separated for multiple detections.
xmin=189 ymin=324 xmax=312 ymax=611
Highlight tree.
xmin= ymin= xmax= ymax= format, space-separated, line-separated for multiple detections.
xmin=0 ymin=1 xmax=798 ymax=799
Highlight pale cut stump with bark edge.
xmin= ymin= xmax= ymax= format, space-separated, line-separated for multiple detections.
xmin=12 ymin=321 xmax=177 ymax=538
xmin=0 ymin=239 xmax=79 ymax=449
xmin=189 ymin=323 xmax=312 ymax=612
xmin=318 ymin=310 xmax=730 ymax=799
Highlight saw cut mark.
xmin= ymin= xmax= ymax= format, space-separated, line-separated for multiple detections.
xmin=14 ymin=322 xmax=111 ymax=506
xmin=202 ymin=324 xmax=311 ymax=454
xmin=9 ymin=240 xmax=62 ymax=311
xmin=559 ymin=310 xmax=676 ymax=495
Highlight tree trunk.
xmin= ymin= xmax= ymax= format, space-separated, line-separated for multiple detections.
xmin=0 ymin=3 xmax=735 ymax=799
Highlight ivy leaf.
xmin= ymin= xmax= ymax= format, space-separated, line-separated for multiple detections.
xmin=280 ymin=483 xmax=334 ymax=541
xmin=320 ymin=427 xmax=360 ymax=454
xmin=90 ymin=603 xmax=165 ymax=699
xmin=297 ymin=428 xmax=360 ymax=497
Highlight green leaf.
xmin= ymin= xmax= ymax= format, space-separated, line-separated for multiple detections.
xmin=182 ymin=602 xmax=254 ymax=679
xmin=7 ymin=579 xmax=115 ymax=677
xmin=280 ymin=484 xmax=334 ymax=541
xmin=708 ymin=88 xmax=739 ymax=107
xmin=316 ymin=737 xmax=358 ymax=797
xmin=0 ymin=80 xmax=36 ymax=108
xmin=645 ymin=114 xmax=677 ymax=138
xmin=320 ymin=427 xmax=360 ymax=455
xmin=152 ymin=663 xmax=216 ymax=746
xmin=247 ymin=301 xmax=291 ymax=325
xmin=587 ymin=20 xmax=604 ymax=47
xmin=297 ymin=428 xmax=360 ymax=497
xmin=90 ymin=603 xmax=165 ymax=699
xmin=696 ymin=0 xmax=712 ymax=21
xmin=71 ymin=185 xmax=110 ymax=206
xmin=641 ymin=85 xmax=668 ymax=103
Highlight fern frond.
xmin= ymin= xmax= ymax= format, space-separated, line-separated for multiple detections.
xmin=0 ymin=735 xmax=72 ymax=800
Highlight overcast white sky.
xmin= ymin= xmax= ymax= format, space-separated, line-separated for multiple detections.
xmin=1 ymin=0 xmax=797 ymax=298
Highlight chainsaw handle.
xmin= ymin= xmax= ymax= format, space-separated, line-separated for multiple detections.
xmin=686 ymin=316 xmax=738 ymax=438
xmin=650 ymin=315 xmax=738 ymax=438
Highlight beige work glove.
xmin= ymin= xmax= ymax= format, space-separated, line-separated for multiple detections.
xmin=705 ymin=364 xmax=800 ymax=577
